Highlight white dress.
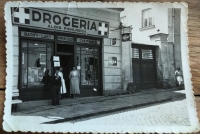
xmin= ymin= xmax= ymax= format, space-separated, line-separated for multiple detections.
xmin=58 ymin=72 xmax=67 ymax=94
xmin=175 ymin=70 xmax=183 ymax=85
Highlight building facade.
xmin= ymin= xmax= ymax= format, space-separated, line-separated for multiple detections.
xmin=11 ymin=7 xmax=125 ymax=101
xmin=120 ymin=4 xmax=182 ymax=89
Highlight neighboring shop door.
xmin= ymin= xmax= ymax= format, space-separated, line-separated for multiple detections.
xmin=76 ymin=46 xmax=101 ymax=97
xmin=132 ymin=45 xmax=157 ymax=89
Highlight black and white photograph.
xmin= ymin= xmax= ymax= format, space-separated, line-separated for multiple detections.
xmin=3 ymin=1 xmax=199 ymax=133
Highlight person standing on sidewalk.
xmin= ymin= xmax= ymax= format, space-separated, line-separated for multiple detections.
xmin=69 ymin=67 xmax=80 ymax=98
xmin=175 ymin=67 xmax=183 ymax=90
xmin=52 ymin=70 xmax=61 ymax=106
xmin=42 ymin=70 xmax=51 ymax=92
xmin=57 ymin=67 xmax=67 ymax=98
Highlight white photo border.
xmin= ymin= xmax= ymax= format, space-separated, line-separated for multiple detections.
xmin=3 ymin=1 xmax=200 ymax=133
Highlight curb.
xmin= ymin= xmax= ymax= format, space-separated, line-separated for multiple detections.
xmin=16 ymin=88 xmax=181 ymax=111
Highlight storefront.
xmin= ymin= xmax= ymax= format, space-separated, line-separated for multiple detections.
xmin=11 ymin=7 xmax=124 ymax=101
xmin=19 ymin=29 xmax=103 ymax=100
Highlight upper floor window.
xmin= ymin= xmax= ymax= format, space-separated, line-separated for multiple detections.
xmin=141 ymin=8 xmax=154 ymax=30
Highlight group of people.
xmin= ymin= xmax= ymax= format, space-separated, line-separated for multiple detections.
xmin=42 ymin=66 xmax=80 ymax=106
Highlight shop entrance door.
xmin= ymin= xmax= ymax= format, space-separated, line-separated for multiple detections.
xmin=132 ymin=45 xmax=157 ymax=89
xmin=57 ymin=54 xmax=73 ymax=96
xmin=56 ymin=44 xmax=74 ymax=97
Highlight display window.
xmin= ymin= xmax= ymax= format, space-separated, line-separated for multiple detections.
xmin=20 ymin=40 xmax=53 ymax=90
xmin=76 ymin=46 xmax=99 ymax=86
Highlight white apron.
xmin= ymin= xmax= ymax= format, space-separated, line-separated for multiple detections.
xmin=58 ymin=72 xmax=67 ymax=94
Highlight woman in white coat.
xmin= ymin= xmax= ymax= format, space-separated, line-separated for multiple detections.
xmin=69 ymin=67 xmax=80 ymax=98
xmin=57 ymin=67 xmax=67 ymax=97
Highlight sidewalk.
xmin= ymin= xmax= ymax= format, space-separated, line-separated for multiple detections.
xmin=12 ymin=88 xmax=186 ymax=124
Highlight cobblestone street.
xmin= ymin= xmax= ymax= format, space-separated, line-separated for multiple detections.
xmin=75 ymin=97 xmax=190 ymax=126
xmin=12 ymin=89 xmax=190 ymax=126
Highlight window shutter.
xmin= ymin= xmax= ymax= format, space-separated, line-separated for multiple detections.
xmin=132 ymin=48 xmax=139 ymax=59
xmin=142 ymin=49 xmax=153 ymax=59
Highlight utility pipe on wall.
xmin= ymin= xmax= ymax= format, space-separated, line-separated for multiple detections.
xmin=172 ymin=8 xmax=176 ymax=70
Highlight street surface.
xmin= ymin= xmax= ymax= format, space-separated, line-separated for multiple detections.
xmin=75 ymin=99 xmax=190 ymax=126
xmin=75 ymin=95 xmax=190 ymax=126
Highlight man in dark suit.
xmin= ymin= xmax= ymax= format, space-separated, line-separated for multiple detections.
xmin=52 ymin=70 xmax=61 ymax=106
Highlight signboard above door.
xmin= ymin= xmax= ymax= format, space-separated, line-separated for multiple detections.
xmin=76 ymin=38 xmax=100 ymax=45
xmin=12 ymin=7 xmax=109 ymax=37
xmin=57 ymin=36 xmax=74 ymax=42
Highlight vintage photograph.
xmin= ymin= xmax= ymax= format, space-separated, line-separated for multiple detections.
xmin=3 ymin=2 xmax=199 ymax=133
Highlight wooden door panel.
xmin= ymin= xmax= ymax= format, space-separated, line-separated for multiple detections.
xmin=132 ymin=46 xmax=156 ymax=89
xmin=132 ymin=60 xmax=141 ymax=88
xmin=142 ymin=61 xmax=156 ymax=89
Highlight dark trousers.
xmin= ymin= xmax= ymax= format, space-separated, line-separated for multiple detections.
xmin=52 ymin=86 xmax=60 ymax=105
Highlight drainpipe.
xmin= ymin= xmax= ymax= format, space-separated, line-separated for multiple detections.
xmin=172 ymin=8 xmax=176 ymax=69
xmin=119 ymin=22 xmax=124 ymax=91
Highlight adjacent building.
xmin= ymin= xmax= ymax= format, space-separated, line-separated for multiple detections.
xmin=120 ymin=4 xmax=182 ymax=90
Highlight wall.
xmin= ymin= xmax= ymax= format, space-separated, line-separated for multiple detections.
xmin=149 ymin=33 xmax=176 ymax=88
xmin=101 ymin=10 xmax=123 ymax=95
xmin=120 ymin=3 xmax=174 ymax=46
xmin=168 ymin=8 xmax=182 ymax=71
xmin=12 ymin=25 xmax=19 ymax=92
xmin=121 ymin=27 xmax=133 ymax=91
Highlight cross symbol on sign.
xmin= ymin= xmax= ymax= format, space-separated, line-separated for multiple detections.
xmin=13 ymin=8 xmax=30 ymax=24
xmin=98 ymin=22 xmax=108 ymax=36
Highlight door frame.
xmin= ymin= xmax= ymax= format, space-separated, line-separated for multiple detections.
xmin=131 ymin=44 xmax=157 ymax=89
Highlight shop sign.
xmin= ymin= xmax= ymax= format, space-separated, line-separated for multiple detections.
xmin=54 ymin=62 xmax=60 ymax=67
xmin=12 ymin=7 xmax=109 ymax=37
xmin=57 ymin=36 xmax=74 ymax=42
xmin=53 ymin=56 xmax=60 ymax=62
xmin=77 ymin=38 xmax=100 ymax=45
xmin=20 ymin=31 xmax=54 ymax=40
xmin=108 ymin=57 xmax=117 ymax=66
xmin=53 ymin=56 xmax=60 ymax=67
xmin=122 ymin=33 xmax=131 ymax=42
